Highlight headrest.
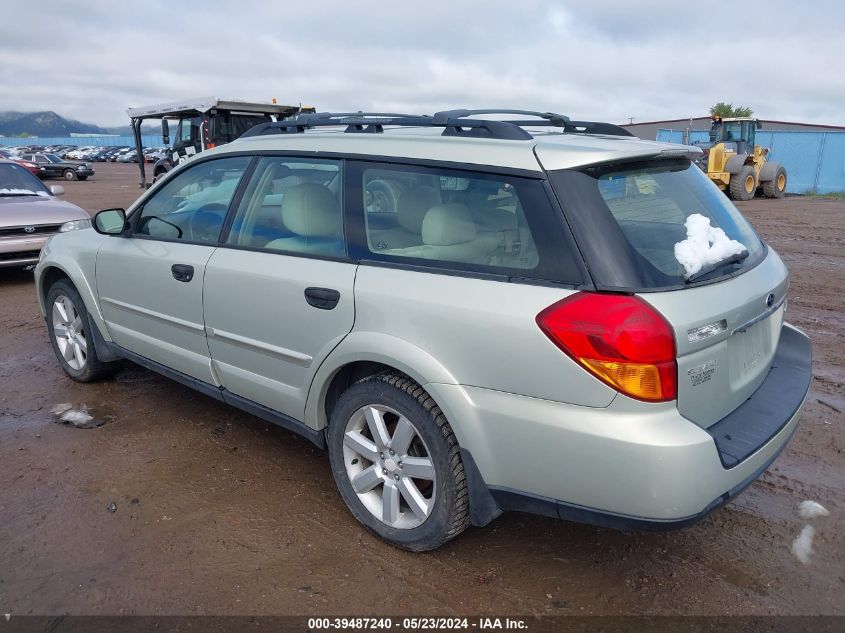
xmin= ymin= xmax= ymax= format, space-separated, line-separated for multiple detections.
xmin=397 ymin=186 xmax=441 ymax=233
xmin=268 ymin=163 xmax=291 ymax=180
xmin=281 ymin=183 xmax=341 ymax=237
xmin=422 ymin=204 xmax=477 ymax=246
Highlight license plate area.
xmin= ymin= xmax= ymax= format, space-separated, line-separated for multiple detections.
xmin=728 ymin=308 xmax=782 ymax=387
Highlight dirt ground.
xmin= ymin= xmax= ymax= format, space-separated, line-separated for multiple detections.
xmin=0 ymin=163 xmax=842 ymax=616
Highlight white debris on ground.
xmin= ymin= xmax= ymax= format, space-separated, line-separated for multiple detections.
xmin=61 ymin=409 xmax=94 ymax=426
xmin=673 ymin=213 xmax=746 ymax=278
xmin=798 ymin=500 xmax=830 ymax=520
xmin=51 ymin=403 xmax=101 ymax=429
xmin=791 ymin=525 xmax=816 ymax=564
xmin=790 ymin=500 xmax=830 ymax=564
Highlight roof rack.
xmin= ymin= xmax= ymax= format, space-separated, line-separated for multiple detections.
xmin=240 ymin=109 xmax=634 ymax=141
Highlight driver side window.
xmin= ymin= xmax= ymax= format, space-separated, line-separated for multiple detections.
xmin=135 ymin=156 xmax=250 ymax=243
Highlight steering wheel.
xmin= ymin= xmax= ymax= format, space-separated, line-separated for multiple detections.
xmin=188 ymin=203 xmax=228 ymax=243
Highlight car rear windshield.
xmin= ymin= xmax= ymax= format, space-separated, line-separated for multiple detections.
xmin=548 ymin=159 xmax=765 ymax=291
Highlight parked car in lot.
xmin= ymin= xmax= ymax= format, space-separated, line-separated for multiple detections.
xmin=10 ymin=157 xmax=46 ymax=178
xmin=65 ymin=147 xmax=91 ymax=160
xmin=19 ymin=153 xmax=95 ymax=181
xmin=144 ymin=147 xmax=168 ymax=163
xmin=0 ymin=159 xmax=89 ymax=268
xmin=35 ymin=109 xmax=811 ymax=551
xmin=91 ymin=148 xmax=114 ymax=162
xmin=107 ymin=147 xmax=132 ymax=162
xmin=116 ymin=150 xmax=139 ymax=163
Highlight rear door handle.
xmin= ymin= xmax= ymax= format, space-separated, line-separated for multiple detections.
xmin=304 ymin=287 xmax=340 ymax=310
xmin=171 ymin=264 xmax=194 ymax=283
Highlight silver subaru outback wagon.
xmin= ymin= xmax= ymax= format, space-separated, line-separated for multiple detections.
xmin=35 ymin=110 xmax=811 ymax=551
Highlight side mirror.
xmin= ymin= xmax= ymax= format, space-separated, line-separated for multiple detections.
xmin=50 ymin=185 xmax=65 ymax=196
xmin=93 ymin=208 xmax=127 ymax=235
xmin=162 ymin=119 xmax=170 ymax=145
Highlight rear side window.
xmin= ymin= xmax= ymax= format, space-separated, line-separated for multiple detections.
xmin=345 ymin=162 xmax=582 ymax=284
xmin=549 ymin=160 xmax=765 ymax=290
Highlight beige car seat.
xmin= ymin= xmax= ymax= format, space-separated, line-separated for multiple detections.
xmin=264 ymin=183 xmax=344 ymax=255
xmin=389 ymin=203 xmax=500 ymax=264
xmin=368 ymin=185 xmax=441 ymax=250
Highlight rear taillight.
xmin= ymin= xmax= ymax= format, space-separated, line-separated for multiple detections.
xmin=536 ymin=293 xmax=677 ymax=402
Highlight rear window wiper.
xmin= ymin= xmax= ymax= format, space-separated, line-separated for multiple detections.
xmin=686 ymin=250 xmax=749 ymax=283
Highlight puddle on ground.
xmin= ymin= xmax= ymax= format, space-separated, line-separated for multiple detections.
xmin=50 ymin=403 xmax=117 ymax=429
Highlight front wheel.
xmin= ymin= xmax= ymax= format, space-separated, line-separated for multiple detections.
xmin=729 ymin=165 xmax=756 ymax=201
xmin=327 ymin=372 xmax=470 ymax=551
xmin=46 ymin=280 xmax=120 ymax=382
xmin=63 ymin=169 xmax=77 ymax=181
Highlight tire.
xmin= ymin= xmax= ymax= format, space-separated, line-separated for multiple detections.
xmin=327 ymin=372 xmax=470 ymax=551
xmin=63 ymin=169 xmax=77 ymax=181
xmin=45 ymin=280 xmax=120 ymax=382
xmin=729 ymin=165 xmax=756 ymax=201
xmin=762 ymin=165 xmax=787 ymax=198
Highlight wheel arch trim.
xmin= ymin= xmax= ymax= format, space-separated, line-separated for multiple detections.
xmin=37 ymin=260 xmax=109 ymax=339
xmin=305 ymin=331 xmax=459 ymax=430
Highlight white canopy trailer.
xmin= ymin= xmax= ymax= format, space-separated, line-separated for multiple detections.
xmin=127 ymin=96 xmax=307 ymax=187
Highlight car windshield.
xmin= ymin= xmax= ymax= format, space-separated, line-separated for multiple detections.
xmin=0 ymin=163 xmax=52 ymax=197
xmin=44 ymin=154 xmax=63 ymax=163
xmin=549 ymin=159 xmax=765 ymax=290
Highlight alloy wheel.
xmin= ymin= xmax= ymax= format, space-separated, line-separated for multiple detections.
xmin=342 ymin=404 xmax=436 ymax=529
xmin=52 ymin=295 xmax=87 ymax=370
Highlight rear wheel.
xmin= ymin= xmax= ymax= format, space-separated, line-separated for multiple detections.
xmin=327 ymin=372 xmax=470 ymax=551
xmin=62 ymin=169 xmax=77 ymax=181
xmin=729 ymin=165 xmax=756 ymax=201
xmin=762 ymin=165 xmax=787 ymax=198
xmin=46 ymin=280 xmax=120 ymax=382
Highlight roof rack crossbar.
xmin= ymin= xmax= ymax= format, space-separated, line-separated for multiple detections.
xmin=565 ymin=120 xmax=634 ymax=137
xmin=239 ymin=110 xmax=633 ymax=140
xmin=431 ymin=109 xmax=571 ymax=126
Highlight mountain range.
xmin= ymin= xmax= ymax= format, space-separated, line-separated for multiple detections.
xmin=0 ymin=111 xmax=157 ymax=137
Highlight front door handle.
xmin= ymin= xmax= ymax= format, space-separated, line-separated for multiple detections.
xmin=304 ymin=287 xmax=340 ymax=310
xmin=171 ymin=264 xmax=194 ymax=283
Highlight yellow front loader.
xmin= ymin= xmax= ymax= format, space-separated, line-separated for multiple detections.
xmin=696 ymin=117 xmax=787 ymax=201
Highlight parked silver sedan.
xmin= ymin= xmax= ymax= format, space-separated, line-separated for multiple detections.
xmin=0 ymin=159 xmax=90 ymax=268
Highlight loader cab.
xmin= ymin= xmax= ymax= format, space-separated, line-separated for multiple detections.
xmin=712 ymin=117 xmax=760 ymax=156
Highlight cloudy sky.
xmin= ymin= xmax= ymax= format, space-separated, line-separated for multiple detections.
xmin=1 ymin=0 xmax=843 ymax=127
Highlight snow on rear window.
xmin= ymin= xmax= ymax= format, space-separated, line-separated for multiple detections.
xmin=596 ymin=163 xmax=762 ymax=282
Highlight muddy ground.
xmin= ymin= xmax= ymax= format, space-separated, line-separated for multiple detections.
xmin=0 ymin=163 xmax=842 ymax=616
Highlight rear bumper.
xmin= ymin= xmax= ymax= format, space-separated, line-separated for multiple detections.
xmin=427 ymin=322 xmax=811 ymax=528
xmin=707 ymin=324 xmax=812 ymax=468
